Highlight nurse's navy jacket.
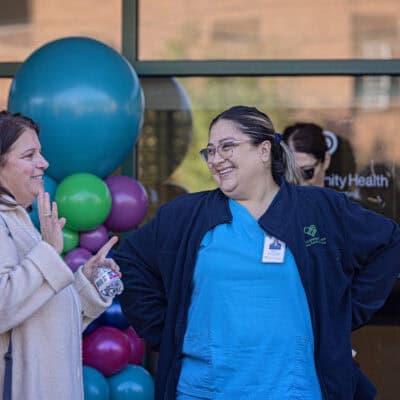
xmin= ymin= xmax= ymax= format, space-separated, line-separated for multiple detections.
xmin=115 ymin=180 xmax=400 ymax=400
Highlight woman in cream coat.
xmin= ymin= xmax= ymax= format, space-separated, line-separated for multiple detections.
xmin=0 ymin=111 xmax=120 ymax=400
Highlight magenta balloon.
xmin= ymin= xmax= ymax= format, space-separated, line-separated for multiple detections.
xmin=82 ymin=326 xmax=131 ymax=376
xmin=80 ymin=225 xmax=109 ymax=253
xmin=104 ymin=176 xmax=148 ymax=232
xmin=64 ymin=247 xmax=92 ymax=272
xmin=123 ymin=327 xmax=145 ymax=365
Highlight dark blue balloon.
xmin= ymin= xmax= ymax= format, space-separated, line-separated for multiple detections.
xmin=8 ymin=37 xmax=144 ymax=181
xmin=83 ymin=318 xmax=102 ymax=336
xmin=99 ymin=297 xmax=130 ymax=330
xmin=106 ymin=249 xmax=114 ymax=259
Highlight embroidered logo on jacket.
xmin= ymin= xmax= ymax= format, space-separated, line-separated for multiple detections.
xmin=304 ymin=224 xmax=327 ymax=247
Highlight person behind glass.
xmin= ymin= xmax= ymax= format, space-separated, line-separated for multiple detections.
xmin=0 ymin=111 xmax=120 ymax=400
xmin=115 ymin=105 xmax=400 ymax=400
xmin=282 ymin=122 xmax=330 ymax=187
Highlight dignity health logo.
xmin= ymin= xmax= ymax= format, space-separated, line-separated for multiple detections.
xmin=325 ymin=173 xmax=389 ymax=190
xmin=304 ymin=224 xmax=327 ymax=247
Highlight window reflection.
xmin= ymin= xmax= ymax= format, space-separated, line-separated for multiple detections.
xmin=138 ymin=76 xmax=400 ymax=224
xmin=138 ymin=78 xmax=193 ymax=220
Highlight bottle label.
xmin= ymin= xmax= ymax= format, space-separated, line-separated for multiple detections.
xmin=94 ymin=267 xmax=123 ymax=299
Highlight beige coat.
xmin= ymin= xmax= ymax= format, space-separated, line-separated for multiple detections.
xmin=0 ymin=200 xmax=110 ymax=400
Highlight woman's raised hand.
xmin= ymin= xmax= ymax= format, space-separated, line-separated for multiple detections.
xmin=38 ymin=190 xmax=66 ymax=254
xmin=38 ymin=191 xmax=120 ymax=280
xmin=82 ymin=236 xmax=120 ymax=283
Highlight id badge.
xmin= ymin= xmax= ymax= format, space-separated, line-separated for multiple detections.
xmin=262 ymin=235 xmax=286 ymax=263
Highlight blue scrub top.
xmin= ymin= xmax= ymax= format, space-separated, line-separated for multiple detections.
xmin=177 ymin=199 xmax=322 ymax=400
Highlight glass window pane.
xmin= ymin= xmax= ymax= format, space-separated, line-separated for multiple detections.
xmin=139 ymin=76 xmax=400 ymax=223
xmin=139 ymin=0 xmax=400 ymax=60
xmin=0 ymin=0 xmax=121 ymax=62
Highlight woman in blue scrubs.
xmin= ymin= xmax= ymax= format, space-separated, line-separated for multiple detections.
xmin=176 ymin=109 xmax=321 ymax=399
xmin=116 ymin=105 xmax=400 ymax=400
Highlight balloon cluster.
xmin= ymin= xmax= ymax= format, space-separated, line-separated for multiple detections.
xmin=53 ymin=172 xmax=148 ymax=272
xmin=28 ymin=173 xmax=148 ymax=272
xmin=82 ymin=298 xmax=153 ymax=400
xmin=8 ymin=37 xmax=153 ymax=399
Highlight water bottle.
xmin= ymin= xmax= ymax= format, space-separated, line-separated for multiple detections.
xmin=93 ymin=265 xmax=124 ymax=300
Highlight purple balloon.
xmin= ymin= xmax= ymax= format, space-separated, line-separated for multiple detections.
xmin=80 ymin=224 xmax=109 ymax=253
xmin=64 ymin=247 xmax=92 ymax=272
xmin=123 ymin=327 xmax=145 ymax=365
xmin=104 ymin=176 xmax=148 ymax=232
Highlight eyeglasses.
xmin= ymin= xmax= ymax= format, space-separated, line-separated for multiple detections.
xmin=299 ymin=160 xmax=320 ymax=181
xmin=199 ymin=139 xmax=252 ymax=163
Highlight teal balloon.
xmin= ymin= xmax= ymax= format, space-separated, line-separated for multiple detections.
xmin=83 ymin=366 xmax=110 ymax=400
xmin=55 ymin=173 xmax=112 ymax=231
xmin=108 ymin=365 xmax=154 ymax=400
xmin=29 ymin=174 xmax=58 ymax=229
xmin=8 ymin=36 xmax=144 ymax=181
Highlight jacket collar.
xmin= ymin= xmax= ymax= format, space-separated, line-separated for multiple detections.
xmin=204 ymin=189 xmax=232 ymax=229
xmin=258 ymin=179 xmax=297 ymax=239
xmin=207 ymin=179 xmax=297 ymax=239
xmin=0 ymin=195 xmax=18 ymax=212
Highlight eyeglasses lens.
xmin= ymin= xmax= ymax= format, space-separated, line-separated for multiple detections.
xmin=200 ymin=149 xmax=208 ymax=162
xmin=200 ymin=142 xmax=234 ymax=162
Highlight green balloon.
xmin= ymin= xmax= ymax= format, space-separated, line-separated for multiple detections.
xmin=83 ymin=366 xmax=110 ymax=400
xmin=55 ymin=173 xmax=112 ymax=231
xmin=62 ymin=227 xmax=79 ymax=253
